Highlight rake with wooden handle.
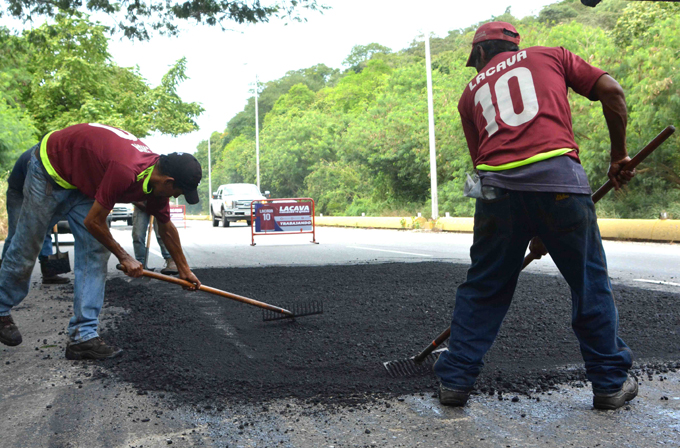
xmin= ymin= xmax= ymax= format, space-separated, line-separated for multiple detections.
xmin=116 ymin=265 xmax=323 ymax=321
xmin=383 ymin=125 xmax=676 ymax=377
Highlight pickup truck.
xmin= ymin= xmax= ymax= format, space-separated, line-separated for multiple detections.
xmin=107 ymin=203 xmax=134 ymax=226
xmin=210 ymin=183 xmax=270 ymax=227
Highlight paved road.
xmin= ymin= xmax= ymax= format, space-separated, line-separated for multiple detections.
xmin=107 ymin=220 xmax=679 ymax=286
xmin=2 ymin=221 xmax=679 ymax=447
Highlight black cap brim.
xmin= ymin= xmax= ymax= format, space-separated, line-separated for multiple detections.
xmin=184 ymin=188 xmax=199 ymax=205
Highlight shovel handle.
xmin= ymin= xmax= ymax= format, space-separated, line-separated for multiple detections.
xmin=143 ymin=215 xmax=154 ymax=269
xmin=115 ymin=264 xmax=294 ymax=317
xmin=418 ymin=126 xmax=676 ymax=364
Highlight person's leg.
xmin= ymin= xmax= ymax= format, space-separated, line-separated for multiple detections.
xmin=154 ymin=218 xmax=179 ymax=274
xmin=153 ymin=218 xmax=171 ymax=260
xmin=1 ymin=188 xmax=23 ymax=261
xmin=40 ymin=229 xmax=54 ymax=258
xmin=0 ymin=151 xmax=64 ymax=317
xmin=131 ymin=206 xmax=150 ymax=264
xmin=536 ymin=193 xmax=632 ymax=394
xmin=434 ymin=189 xmax=533 ymax=392
xmin=65 ymin=194 xmax=111 ymax=343
xmin=38 ymin=218 xmax=71 ymax=284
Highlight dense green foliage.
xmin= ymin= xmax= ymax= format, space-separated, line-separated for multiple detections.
xmin=1 ymin=0 xmax=326 ymax=40
xmin=199 ymin=0 xmax=680 ymax=219
xmin=0 ymin=13 xmax=203 ymax=172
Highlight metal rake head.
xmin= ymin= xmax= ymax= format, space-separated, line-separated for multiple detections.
xmin=382 ymin=347 xmax=447 ymax=378
xmin=262 ymin=300 xmax=324 ymax=321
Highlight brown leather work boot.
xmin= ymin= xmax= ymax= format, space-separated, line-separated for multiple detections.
xmin=593 ymin=376 xmax=638 ymax=410
xmin=0 ymin=315 xmax=23 ymax=346
xmin=65 ymin=337 xmax=123 ymax=360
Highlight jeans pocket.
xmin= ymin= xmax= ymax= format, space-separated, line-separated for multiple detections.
xmin=546 ymin=194 xmax=590 ymax=233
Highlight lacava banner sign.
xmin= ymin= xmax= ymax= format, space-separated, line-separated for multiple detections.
xmin=254 ymin=201 xmax=313 ymax=232
xmin=169 ymin=205 xmax=185 ymax=222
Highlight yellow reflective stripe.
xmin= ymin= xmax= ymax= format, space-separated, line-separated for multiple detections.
xmin=476 ymin=148 xmax=575 ymax=171
xmin=40 ymin=131 xmax=77 ymax=189
xmin=137 ymin=165 xmax=155 ymax=194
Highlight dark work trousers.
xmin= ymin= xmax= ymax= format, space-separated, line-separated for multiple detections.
xmin=433 ymin=189 xmax=633 ymax=394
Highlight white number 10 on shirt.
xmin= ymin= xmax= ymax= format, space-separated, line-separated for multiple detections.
xmin=474 ymin=67 xmax=540 ymax=137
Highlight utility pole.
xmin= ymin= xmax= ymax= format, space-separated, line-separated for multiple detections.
xmin=425 ymin=33 xmax=439 ymax=220
xmin=208 ymin=135 xmax=212 ymax=206
xmin=255 ymin=74 xmax=260 ymax=191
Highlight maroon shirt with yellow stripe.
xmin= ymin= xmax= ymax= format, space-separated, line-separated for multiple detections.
xmin=458 ymin=46 xmax=606 ymax=170
xmin=43 ymin=123 xmax=170 ymax=223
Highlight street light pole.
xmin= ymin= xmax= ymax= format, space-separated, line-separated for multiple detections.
xmin=424 ymin=33 xmax=439 ymax=220
xmin=208 ymin=135 xmax=212 ymax=206
xmin=254 ymin=74 xmax=260 ymax=191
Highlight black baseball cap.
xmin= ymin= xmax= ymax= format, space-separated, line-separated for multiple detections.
xmin=160 ymin=153 xmax=202 ymax=204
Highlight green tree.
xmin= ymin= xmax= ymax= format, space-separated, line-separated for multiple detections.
xmin=0 ymin=99 xmax=37 ymax=171
xmin=224 ymin=64 xmax=339 ymax=145
xmin=17 ymin=14 xmax=203 ymax=137
xmin=343 ymin=43 xmax=392 ymax=73
xmin=2 ymin=0 xmax=327 ymax=40
xmin=260 ymin=87 xmax=342 ymax=198
xmin=305 ymin=161 xmax=371 ymax=215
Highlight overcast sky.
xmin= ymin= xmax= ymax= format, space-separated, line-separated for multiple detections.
xmin=102 ymin=0 xmax=557 ymax=154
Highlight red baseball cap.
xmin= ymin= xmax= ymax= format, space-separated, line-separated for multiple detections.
xmin=466 ymin=21 xmax=520 ymax=67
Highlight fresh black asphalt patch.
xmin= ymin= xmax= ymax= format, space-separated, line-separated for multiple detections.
xmin=100 ymin=262 xmax=680 ymax=406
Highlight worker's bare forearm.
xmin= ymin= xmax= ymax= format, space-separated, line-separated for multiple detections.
xmin=593 ymin=75 xmax=628 ymax=161
xmin=84 ymin=218 xmax=131 ymax=261
xmin=157 ymin=221 xmax=190 ymax=271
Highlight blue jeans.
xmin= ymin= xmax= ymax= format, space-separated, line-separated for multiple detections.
xmin=132 ymin=206 xmax=170 ymax=264
xmin=2 ymin=188 xmax=55 ymax=260
xmin=0 ymin=148 xmax=111 ymax=343
xmin=433 ymin=189 xmax=633 ymax=394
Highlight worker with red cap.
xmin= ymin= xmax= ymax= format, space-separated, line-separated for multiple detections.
xmin=433 ymin=22 xmax=637 ymax=410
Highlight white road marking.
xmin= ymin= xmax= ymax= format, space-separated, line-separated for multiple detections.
xmin=633 ymin=279 xmax=680 ymax=287
xmin=347 ymin=246 xmax=432 ymax=257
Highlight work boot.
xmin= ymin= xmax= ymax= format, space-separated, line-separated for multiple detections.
xmin=593 ymin=376 xmax=638 ymax=410
xmin=0 ymin=315 xmax=23 ymax=346
xmin=439 ymin=384 xmax=471 ymax=407
xmin=160 ymin=258 xmax=179 ymax=275
xmin=65 ymin=337 xmax=123 ymax=360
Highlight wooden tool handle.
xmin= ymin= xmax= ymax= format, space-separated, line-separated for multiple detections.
xmin=591 ymin=125 xmax=675 ymax=203
xmin=143 ymin=215 xmax=154 ymax=269
xmin=116 ymin=264 xmax=294 ymax=316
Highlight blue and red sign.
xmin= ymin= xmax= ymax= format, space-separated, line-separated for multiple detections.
xmin=251 ymin=198 xmax=318 ymax=246
xmin=254 ymin=201 xmax=313 ymax=233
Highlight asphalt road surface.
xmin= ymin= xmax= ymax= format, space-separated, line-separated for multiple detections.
xmin=1 ymin=220 xmax=679 ymax=448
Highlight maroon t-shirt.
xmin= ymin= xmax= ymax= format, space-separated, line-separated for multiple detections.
xmin=45 ymin=123 xmax=170 ymax=223
xmin=458 ymin=46 xmax=606 ymax=169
